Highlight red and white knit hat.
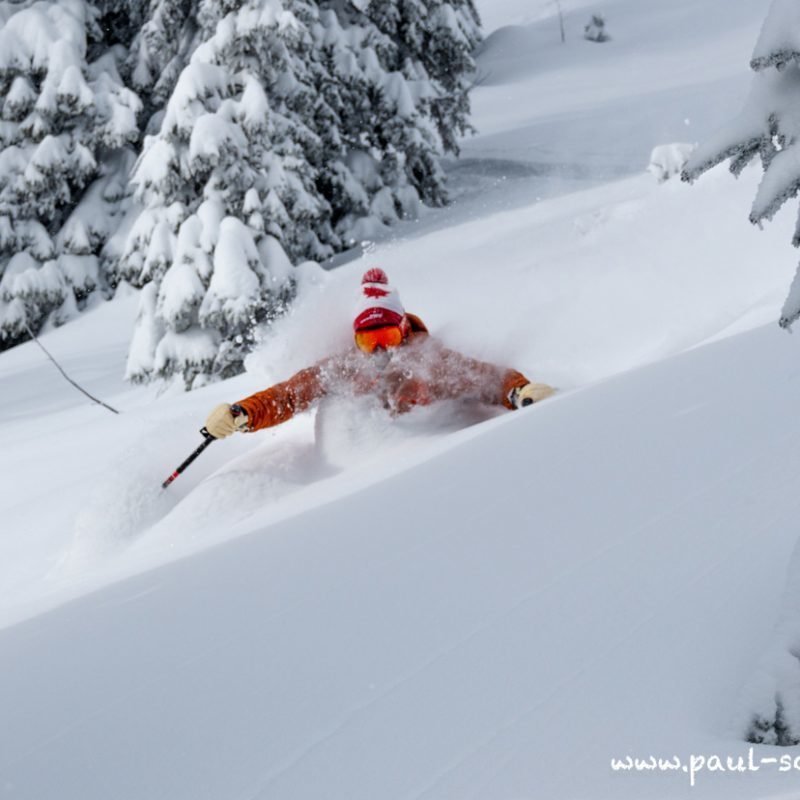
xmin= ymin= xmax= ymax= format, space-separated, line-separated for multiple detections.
xmin=353 ymin=268 xmax=406 ymax=331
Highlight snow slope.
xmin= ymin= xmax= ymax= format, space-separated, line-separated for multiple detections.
xmin=463 ymin=0 xmax=770 ymax=188
xmin=3 ymin=158 xmax=794 ymax=627
xmin=3 ymin=0 xmax=800 ymax=798
xmin=4 ymin=324 xmax=800 ymax=800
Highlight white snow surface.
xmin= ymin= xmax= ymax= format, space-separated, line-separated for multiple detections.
xmin=4 ymin=0 xmax=800 ymax=798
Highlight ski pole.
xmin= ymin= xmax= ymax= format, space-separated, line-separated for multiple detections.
xmin=162 ymin=427 xmax=216 ymax=490
xmin=161 ymin=406 xmax=245 ymax=490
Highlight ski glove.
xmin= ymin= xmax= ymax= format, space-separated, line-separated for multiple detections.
xmin=205 ymin=403 xmax=249 ymax=438
xmin=510 ymin=382 xmax=555 ymax=408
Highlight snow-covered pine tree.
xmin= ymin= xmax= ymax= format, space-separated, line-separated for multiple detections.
xmin=0 ymin=0 xmax=142 ymax=347
xmin=124 ymin=0 xmax=483 ymax=388
xmin=127 ymin=0 xmax=198 ymax=122
xmin=681 ymin=0 xmax=800 ymax=328
xmin=122 ymin=0 xmax=326 ymax=386
xmin=347 ymin=0 xmax=481 ymax=170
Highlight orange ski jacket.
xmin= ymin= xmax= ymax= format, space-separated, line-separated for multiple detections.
xmin=235 ymin=315 xmax=529 ymax=432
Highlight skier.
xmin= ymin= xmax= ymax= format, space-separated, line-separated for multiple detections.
xmin=204 ymin=269 xmax=555 ymax=438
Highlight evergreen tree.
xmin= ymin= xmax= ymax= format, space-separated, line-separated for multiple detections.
xmin=343 ymin=1 xmax=481 ymax=156
xmin=0 ymin=0 xmax=484 ymax=378
xmin=122 ymin=0 xmax=323 ymax=385
xmin=128 ymin=0 xmax=198 ymax=119
xmin=682 ymin=0 xmax=800 ymax=328
xmin=124 ymin=0 xmax=483 ymax=387
xmin=0 ymin=0 xmax=142 ymax=347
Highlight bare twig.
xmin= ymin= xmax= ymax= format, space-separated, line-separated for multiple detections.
xmin=24 ymin=323 xmax=120 ymax=415
xmin=555 ymin=0 xmax=566 ymax=43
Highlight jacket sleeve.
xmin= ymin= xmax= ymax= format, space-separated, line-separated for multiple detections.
xmin=432 ymin=346 xmax=529 ymax=409
xmin=234 ymin=363 xmax=328 ymax=431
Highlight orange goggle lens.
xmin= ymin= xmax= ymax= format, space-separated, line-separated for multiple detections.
xmin=354 ymin=325 xmax=404 ymax=353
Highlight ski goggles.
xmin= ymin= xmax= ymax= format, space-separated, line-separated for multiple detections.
xmin=354 ymin=324 xmax=405 ymax=353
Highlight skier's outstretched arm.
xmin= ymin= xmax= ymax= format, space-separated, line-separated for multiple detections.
xmin=433 ymin=345 xmax=555 ymax=409
xmin=205 ymin=363 xmax=328 ymax=437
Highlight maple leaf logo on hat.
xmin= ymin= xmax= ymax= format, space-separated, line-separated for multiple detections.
xmin=353 ymin=269 xmax=406 ymax=331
